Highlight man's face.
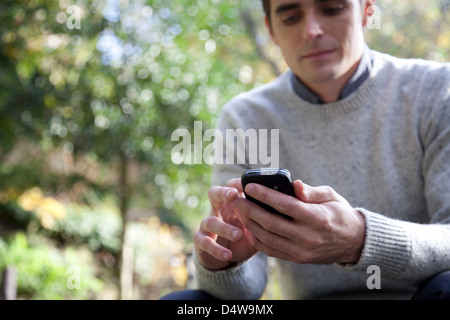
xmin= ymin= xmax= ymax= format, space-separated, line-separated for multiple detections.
xmin=267 ymin=0 xmax=368 ymax=86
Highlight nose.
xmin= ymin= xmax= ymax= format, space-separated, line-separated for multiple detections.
xmin=302 ymin=10 xmax=323 ymax=40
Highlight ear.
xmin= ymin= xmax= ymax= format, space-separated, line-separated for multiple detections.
xmin=362 ymin=0 xmax=376 ymax=27
xmin=265 ymin=16 xmax=279 ymax=46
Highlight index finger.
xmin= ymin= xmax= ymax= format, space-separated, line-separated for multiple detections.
xmin=225 ymin=178 xmax=243 ymax=192
xmin=208 ymin=186 xmax=238 ymax=211
xmin=244 ymin=183 xmax=314 ymax=222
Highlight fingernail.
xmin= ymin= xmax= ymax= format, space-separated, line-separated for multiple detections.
xmin=222 ymin=251 xmax=230 ymax=260
xmin=231 ymin=229 xmax=240 ymax=239
xmin=226 ymin=189 xmax=235 ymax=200
xmin=245 ymin=184 xmax=254 ymax=194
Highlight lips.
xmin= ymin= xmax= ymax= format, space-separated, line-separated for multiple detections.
xmin=301 ymin=49 xmax=335 ymax=60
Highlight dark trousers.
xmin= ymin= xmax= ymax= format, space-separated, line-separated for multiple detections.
xmin=161 ymin=271 xmax=450 ymax=300
xmin=161 ymin=289 xmax=219 ymax=300
xmin=412 ymin=271 xmax=450 ymax=300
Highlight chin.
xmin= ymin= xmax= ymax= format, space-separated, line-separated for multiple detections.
xmin=296 ymin=68 xmax=339 ymax=84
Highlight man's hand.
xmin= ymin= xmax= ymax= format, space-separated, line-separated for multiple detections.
xmin=231 ymin=180 xmax=366 ymax=265
xmin=194 ymin=178 xmax=258 ymax=271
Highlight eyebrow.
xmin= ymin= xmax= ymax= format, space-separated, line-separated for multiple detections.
xmin=274 ymin=0 xmax=347 ymax=15
xmin=274 ymin=3 xmax=301 ymax=15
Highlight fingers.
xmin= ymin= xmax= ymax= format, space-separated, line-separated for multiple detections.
xmin=243 ymin=218 xmax=302 ymax=262
xmin=231 ymin=195 xmax=318 ymax=264
xmin=245 ymin=230 xmax=298 ymax=262
xmin=241 ymin=181 xmax=339 ymax=222
xmin=208 ymin=178 xmax=243 ymax=207
xmin=198 ymin=178 xmax=244 ymax=263
xmin=228 ymin=180 xmax=359 ymax=265
xmin=231 ymin=196 xmax=298 ymax=239
xmin=226 ymin=178 xmax=243 ymax=192
xmin=208 ymin=185 xmax=239 ymax=213
xmin=242 ymin=183 xmax=305 ymax=221
xmin=200 ymin=215 xmax=242 ymax=243
xmin=208 ymin=186 xmax=238 ymax=204
xmin=194 ymin=230 xmax=233 ymax=261
xmin=195 ymin=204 xmax=243 ymax=262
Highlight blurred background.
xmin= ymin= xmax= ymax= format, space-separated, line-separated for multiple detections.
xmin=0 ymin=0 xmax=448 ymax=300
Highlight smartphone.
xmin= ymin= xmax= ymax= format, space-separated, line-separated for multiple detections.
xmin=241 ymin=168 xmax=295 ymax=221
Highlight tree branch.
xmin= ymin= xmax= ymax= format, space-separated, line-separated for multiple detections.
xmin=240 ymin=9 xmax=282 ymax=77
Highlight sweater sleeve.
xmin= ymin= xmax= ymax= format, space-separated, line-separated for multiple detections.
xmin=341 ymin=66 xmax=450 ymax=286
xmin=195 ymin=252 xmax=268 ymax=300
xmin=341 ymin=209 xmax=450 ymax=286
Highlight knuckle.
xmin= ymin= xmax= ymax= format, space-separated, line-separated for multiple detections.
xmin=201 ymin=216 xmax=217 ymax=232
xmin=322 ymin=185 xmax=336 ymax=198
xmin=304 ymin=236 xmax=322 ymax=250
xmin=208 ymin=186 xmax=219 ymax=199
xmin=209 ymin=186 xmax=232 ymax=202
xmin=193 ymin=231 xmax=205 ymax=246
xmin=199 ymin=217 xmax=208 ymax=231
xmin=262 ymin=234 xmax=275 ymax=248
xmin=316 ymin=212 xmax=333 ymax=232
xmin=277 ymin=195 xmax=295 ymax=214
xmin=307 ymin=187 xmax=318 ymax=201
xmin=264 ymin=214 xmax=280 ymax=233
xmin=204 ymin=216 xmax=215 ymax=231
xmin=201 ymin=234 xmax=215 ymax=249
xmin=323 ymin=218 xmax=333 ymax=233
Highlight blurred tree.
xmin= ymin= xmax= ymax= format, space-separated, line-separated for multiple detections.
xmin=0 ymin=0 xmax=276 ymax=298
xmin=364 ymin=0 xmax=449 ymax=61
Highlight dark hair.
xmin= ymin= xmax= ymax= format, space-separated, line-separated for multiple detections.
xmin=262 ymin=0 xmax=270 ymax=20
xmin=262 ymin=0 xmax=367 ymax=22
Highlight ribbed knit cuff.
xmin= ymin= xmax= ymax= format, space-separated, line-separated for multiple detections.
xmin=194 ymin=252 xmax=267 ymax=300
xmin=340 ymin=208 xmax=412 ymax=279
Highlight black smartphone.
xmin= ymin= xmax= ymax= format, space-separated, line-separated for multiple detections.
xmin=241 ymin=168 xmax=295 ymax=221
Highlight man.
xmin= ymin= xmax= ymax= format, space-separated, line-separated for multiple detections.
xmin=177 ymin=0 xmax=450 ymax=300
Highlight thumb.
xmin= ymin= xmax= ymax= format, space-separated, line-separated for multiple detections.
xmin=294 ymin=180 xmax=337 ymax=204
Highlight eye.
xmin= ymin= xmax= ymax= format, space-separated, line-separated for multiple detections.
xmin=283 ymin=14 xmax=301 ymax=25
xmin=279 ymin=8 xmax=303 ymax=26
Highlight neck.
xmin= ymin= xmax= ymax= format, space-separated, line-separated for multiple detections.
xmin=302 ymin=49 xmax=365 ymax=103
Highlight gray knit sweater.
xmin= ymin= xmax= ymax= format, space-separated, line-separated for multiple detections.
xmin=195 ymin=50 xmax=450 ymax=300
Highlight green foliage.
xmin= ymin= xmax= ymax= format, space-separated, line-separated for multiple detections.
xmin=365 ymin=0 xmax=449 ymax=61
xmin=1 ymin=195 xmax=122 ymax=254
xmin=54 ymin=203 xmax=123 ymax=253
xmin=1 ymin=192 xmax=188 ymax=299
xmin=0 ymin=233 xmax=103 ymax=300
xmin=0 ymin=0 xmax=273 ymax=233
